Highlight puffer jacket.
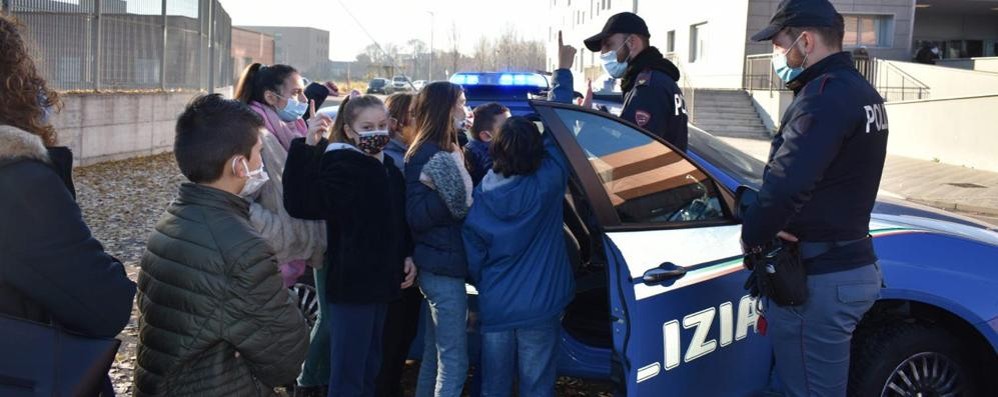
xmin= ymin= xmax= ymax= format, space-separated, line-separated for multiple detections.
xmin=134 ymin=183 xmax=309 ymax=397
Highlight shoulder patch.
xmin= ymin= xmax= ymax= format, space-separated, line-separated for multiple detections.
xmin=635 ymin=110 xmax=652 ymax=127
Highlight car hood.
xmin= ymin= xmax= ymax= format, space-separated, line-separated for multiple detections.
xmin=870 ymin=196 xmax=998 ymax=246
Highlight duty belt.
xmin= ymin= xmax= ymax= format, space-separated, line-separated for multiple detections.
xmin=799 ymin=236 xmax=870 ymax=260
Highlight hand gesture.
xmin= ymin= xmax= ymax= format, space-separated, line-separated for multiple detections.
xmin=401 ymin=257 xmax=418 ymax=289
xmin=306 ymin=100 xmax=332 ymax=146
xmin=558 ymin=30 xmax=577 ymax=70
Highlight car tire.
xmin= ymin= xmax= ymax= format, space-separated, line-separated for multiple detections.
xmin=849 ymin=322 xmax=981 ymax=397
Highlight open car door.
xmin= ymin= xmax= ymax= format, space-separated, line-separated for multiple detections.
xmin=532 ymin=100 xmax=772 ymax=396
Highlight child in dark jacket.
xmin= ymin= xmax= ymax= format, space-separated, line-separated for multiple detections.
xmin=462 ymin=116 xmax=574 ymax=397
xmin=463 ymin=102 xmax=510 ymax=186
xmin=284 ymin=95 xmax=416 ymax=397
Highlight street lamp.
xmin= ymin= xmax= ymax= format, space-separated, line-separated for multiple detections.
xmin=427 ymin=11 xmax=434 ymax=81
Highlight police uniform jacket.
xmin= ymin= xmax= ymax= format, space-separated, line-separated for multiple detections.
xmin=620 ymin=47 xmax=689 ymax=151
xmin=742 ymin=52 xmax=889 ymax=274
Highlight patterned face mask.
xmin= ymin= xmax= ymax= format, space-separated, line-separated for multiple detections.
xmin=356 ymin=130 xmax=391 ymax=155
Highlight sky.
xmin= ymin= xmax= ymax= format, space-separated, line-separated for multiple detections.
xmin=216 ymin=0 xmax=551 ymax=62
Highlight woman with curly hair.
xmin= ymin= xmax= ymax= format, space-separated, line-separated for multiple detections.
xmin=0 ymin=14 xmax=136 ymax=396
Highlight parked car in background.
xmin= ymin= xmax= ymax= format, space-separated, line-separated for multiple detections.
xmin=367 ymin=78 xmax=389 ymax=94
xmin=386 ymin=75 xmax=412 ymax=94
xmin=413 ymin=80 xmax=427 ymax=91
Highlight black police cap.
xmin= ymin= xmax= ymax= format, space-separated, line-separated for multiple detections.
xmin=584 ymin=12 xmax=650 ymax=52
xmin=751 ymin=0 xmax=844 ymax=42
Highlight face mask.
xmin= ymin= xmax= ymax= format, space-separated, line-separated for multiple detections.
xmin=454 ymin=110 xmax=468 ymax=131
xmin=356 ymin=130 xmax=391 ymax=155
xmin=772 ymin=33 xmax=809 ymax=83
xmin=235 ymin=158 xmax=269 ymax=198
xmin=275 ymin=94 xmax=308 ymax=122
xmin=601 ymin=39 xmax=630 ymax=78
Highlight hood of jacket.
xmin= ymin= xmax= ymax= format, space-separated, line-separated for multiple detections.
xmin=0 ymin=125 xmax=48 ymax=164
xmin=622 ymin=46 xmax=681 ymax=93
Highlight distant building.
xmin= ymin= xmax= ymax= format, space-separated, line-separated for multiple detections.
xmin=548 ymin=0 xmax=998 ymax=90
xmin=231 ymin=27 xmax=275 ymax=82
xmin=237 ymin=26 xmax=330 ymax=78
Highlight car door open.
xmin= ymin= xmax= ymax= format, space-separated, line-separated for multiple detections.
xmin=532 ymin=101 xmax=772 ymax=397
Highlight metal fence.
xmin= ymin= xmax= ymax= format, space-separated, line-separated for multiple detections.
xmin=3 ymin=0 xmax=232 ymax=92
xmin=743 ymin=53 xmax=930 ymax=101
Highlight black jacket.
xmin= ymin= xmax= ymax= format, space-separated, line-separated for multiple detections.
xmin=0 ymin=125 xmax=136 ymax=339
xmin=283 ymin=139 xmax=410 ymax=303
xmin=742 ymin=53 xmax=889 ymax=273
xmin=620 ymin=47 xmax=689 ymax=151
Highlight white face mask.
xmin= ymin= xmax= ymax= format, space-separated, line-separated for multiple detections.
xmin=234 ymin=158 xmax=269 ymax=198
xmin=601 ymin=40 xmax=629 ymax=78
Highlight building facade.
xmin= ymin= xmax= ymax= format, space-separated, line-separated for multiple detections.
xmin=237 ymin=26 xmax=330 ymax=78
xmin=548 ymin=0 xmax=998 ymax=90
xmin=231 ymin=27 xmax=275 ymax=82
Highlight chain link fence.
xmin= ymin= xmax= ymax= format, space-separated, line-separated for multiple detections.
xmin=4 ymin=0 xmax=231 ymax=92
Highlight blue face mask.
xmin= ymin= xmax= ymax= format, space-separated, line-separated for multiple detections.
xmin=600 ymin=40 xmax=630 ymax=79
xmin=275 ymin=94 xmax=308 ymax=122
xmin=772 ymin=33 xmax=808 ymax=83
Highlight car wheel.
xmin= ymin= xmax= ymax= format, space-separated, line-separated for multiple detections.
xmin=849 ymin=323 xmax=980 ymax=397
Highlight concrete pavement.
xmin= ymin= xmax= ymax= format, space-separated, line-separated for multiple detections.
xmin=717 ymin=136 xmax=998 ymax=224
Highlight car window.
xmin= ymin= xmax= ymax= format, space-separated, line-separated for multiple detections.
xmin=553 ymin=108 xmax=727 ymax=225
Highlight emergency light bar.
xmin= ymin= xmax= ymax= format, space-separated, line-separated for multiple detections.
xmin=450 ymin=72 xmax=548 ymax=88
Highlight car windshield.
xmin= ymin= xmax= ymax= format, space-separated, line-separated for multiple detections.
xmin=687 ymin=126 xmax=766 ymax=189
xmin=394 ymin=77 xmax=406 ymax=82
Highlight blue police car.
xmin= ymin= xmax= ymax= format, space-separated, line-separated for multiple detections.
xmin=450 ymin=72 xmax=998 ymax=396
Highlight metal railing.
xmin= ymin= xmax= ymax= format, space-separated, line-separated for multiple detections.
xmin=2 ymin=0 xmax=232 ymax=92
xmin=665 ymin=53 xmax=696 ymax=122
xmin=742 ymin=54 xmax=931 ymax=101
xmin=868 ymin=59 xmax=930 ymax=102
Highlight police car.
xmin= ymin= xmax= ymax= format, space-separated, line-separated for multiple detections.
xmin=447 ymin=72 xmax=998 ymax=396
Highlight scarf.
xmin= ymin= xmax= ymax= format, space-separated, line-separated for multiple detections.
xmin=249 ymin=101 xmax=308 ymax=151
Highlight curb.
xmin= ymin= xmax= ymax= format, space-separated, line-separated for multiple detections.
xmin=908 ymin=198 xmax=998 ymax=218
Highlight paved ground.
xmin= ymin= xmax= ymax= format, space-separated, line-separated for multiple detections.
xmin=718 ymin=136 xmax=998 ymax=227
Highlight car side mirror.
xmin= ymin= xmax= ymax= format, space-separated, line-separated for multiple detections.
xmin=734 ymin=186 xmax=758 ymax=222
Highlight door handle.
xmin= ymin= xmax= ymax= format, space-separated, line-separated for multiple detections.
xmin=642 ymin=262 xmax=688 ymax=285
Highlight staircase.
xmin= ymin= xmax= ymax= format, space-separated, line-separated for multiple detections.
xmin=689 ymin=89 xmax=771 ymax=140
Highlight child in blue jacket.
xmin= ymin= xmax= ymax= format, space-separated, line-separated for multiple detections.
xmin=462 ymin=116 xmax=574 ymax=397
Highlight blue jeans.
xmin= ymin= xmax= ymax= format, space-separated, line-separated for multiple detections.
xmin=415 ymin=271 xmax=469 ymax=397
xmin=768 ymin=263 xmax=882 ymax=397
xmin=328 ymin=302 xmax=389 ymax=397
xmin=299 ymin=266 xmax=330 ymax=387
xmin=480 ymin=318 xmax=560 ymax=397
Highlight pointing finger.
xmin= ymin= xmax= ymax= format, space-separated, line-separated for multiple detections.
xmin=309 ymin=99 xmax=316 ymax=119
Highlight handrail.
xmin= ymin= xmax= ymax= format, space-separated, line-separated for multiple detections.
xmin=879 ymin=59 xmax=930 ymax=91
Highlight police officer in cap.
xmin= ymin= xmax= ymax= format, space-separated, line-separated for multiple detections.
xmin=552 ymin=12 xmax=689 ymax=151
xmin=741 ymin=0 xmax=889 ymax=395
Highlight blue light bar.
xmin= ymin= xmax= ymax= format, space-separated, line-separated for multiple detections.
xmin=450 ymin=72 xmax=548 ymax=88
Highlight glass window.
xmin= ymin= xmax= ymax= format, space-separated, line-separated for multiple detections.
xmin=553 ymin=108 xmax=727 ymax=224
xmin=842 ymin=14 xmax=892 ymax=47
xmin=690 ymin=23 xmax=707 ymax=63
xmin=666 ymin=30 xmax=676 ymax=53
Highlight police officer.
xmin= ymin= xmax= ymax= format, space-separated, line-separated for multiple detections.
xmin=741 ymin=0 xmax=888 ymax=396
xmin=552 ymin=13 xmax=689 ymax=151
